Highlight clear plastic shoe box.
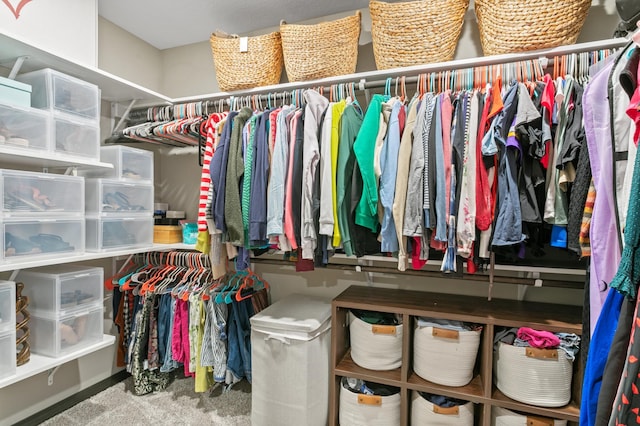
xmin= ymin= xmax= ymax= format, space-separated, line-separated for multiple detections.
xmin=0 ymin=102 xmax=52 ymax=152
xmin=86 ymin=217 xmax=153 ymax=251
xmin=0 ymin=281 xmax=15 ymax=334
xmin=85 ymin=179 xmax=153 ymax=216
xmin=0 ymin=330 xmax=16 ymax=379
xmin=29 ymin=305 xmax=103 ymax=357
xmin=17 ymin=68 xmax=100 ymax=123
xmin=80 ymin=146 xmax=153 ymax=183
xmin=2 ymin=218 xmax=85 ymax=262
xmin=0 ymin=169 xmax=84 ymax=217
xmin=17 ymin=265 xmax=103 ymax=317
xmin=53 ymin=113 xmax=100 ymax=159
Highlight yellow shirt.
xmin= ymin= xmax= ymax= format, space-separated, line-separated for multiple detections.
xmin=331 ymin=101 xmax=347 ymax=248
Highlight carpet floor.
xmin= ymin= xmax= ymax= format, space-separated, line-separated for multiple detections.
xmin=39 ymin=376 xmax=252 ymax=426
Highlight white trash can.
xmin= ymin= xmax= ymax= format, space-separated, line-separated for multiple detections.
xmin=250 ymin=293 xmax=332 ymax=426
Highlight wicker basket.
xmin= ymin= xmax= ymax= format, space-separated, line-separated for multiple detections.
xmin=280 ymin=11 xmax=361 ymax=82
xmin=370 ymin=0 xmax=469 ymax=69
xmin=475 ymin=0 xmax=591 ymax=56
xmin=209 ymin=31 xmax=283 ymax=92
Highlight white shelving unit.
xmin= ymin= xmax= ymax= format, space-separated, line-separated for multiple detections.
xmin=0 ymin=145 xmax=114 ymax=170
xmin=0 ymin=334 xmax=116 ymax=389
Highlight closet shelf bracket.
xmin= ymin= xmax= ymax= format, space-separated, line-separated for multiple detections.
xmin=8 ymin=55 xmax=28 ymax=80
xmin=47 ymin=365 xmax=60 ymax=386
xmin=111 ymin=99 xmax=137 ymax=134
xmin=63 ymin=167 xmax=78 ymax=176
xmin=9 ymin=269 xmax=20 ymax=282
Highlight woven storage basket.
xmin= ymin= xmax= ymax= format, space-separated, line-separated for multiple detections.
xmin=370 ymin=0 xmax=469 ymax=69
xmin=209 ymin=31 xmax=283 ymax=91
xmin=492 ymin=406 xmax=568 ymax=426
xmin=411 ymin=392 xmax=474 ymax=426
xmin=349 ymin=311 xmax=402 ymax=371
xmin=474 ymin=0 xmax=591 ymax=56
xmin=280 ymin=11 xmax=361 ymax=82
xmin=413 ymin=322 xmax=481 ymax=387
xmin=339 ymin=383 xmax=401 ymax=426
xmin=494 ymin=342 xmax=573 ymax=407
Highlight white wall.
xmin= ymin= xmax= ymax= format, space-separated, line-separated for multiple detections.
xmin=0 ymin=0 xmax=97 ymax=67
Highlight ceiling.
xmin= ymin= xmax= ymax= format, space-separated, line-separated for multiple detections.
xmin=98 ymin=0 xmax=372 ymax=50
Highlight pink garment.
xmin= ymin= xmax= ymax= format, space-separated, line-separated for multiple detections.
xmin=171 ymin=299 xmax=193 ymax=377
xmin=441 ymin=92 xmax=453 ymax=219
xmin=411 ymin=237 xmax=427 ymax=270
xmin=517 ymin=327 xmax=560 ymax=349
xmin=283 ymin=111 xmax=301 ymax=250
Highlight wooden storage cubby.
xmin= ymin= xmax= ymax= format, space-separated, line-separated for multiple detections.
xmin=330 ymin=285 xmax=583 ymax=426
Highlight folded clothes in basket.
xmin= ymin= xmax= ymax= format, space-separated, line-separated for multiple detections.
xmin=416 ymin=317 xmax=481 ymax=331
xmin=351 ymin=309 xmax=401 ymax=325
xmin=418 ymin=392 xmax=469 ymax=408
xmin=341 ymin=377 xmax=400 ymax=396
xmin=495 ymin=326 xmax=581 ymax=361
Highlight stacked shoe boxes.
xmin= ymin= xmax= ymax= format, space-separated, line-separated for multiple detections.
xmin=82 ymin=146 xmax=154 ymax=251
xmin=0 ymin=281 xmax=15 ymax=379
xmin=16 ymin=266 xmax=103 ymax=357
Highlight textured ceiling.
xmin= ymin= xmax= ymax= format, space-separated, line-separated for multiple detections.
xmin=98 ymin=0 xmax=372 ymax=50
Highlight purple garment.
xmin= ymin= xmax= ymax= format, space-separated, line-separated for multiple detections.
xmin=583 ymin=60 xmax=620 ymax=336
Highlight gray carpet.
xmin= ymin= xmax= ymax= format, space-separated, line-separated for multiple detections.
xmin=39 ymin=376 xmax=252 ymax=426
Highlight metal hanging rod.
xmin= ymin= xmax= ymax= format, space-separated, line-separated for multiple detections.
xmin=170 ymin=37 xmax=630 ymax=105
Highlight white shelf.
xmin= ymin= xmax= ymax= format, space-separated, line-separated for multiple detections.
xmin=0 ymin=146 xmax=114 ymax=170
xmin=0 ymin=31 xmax=171 ymax=105
xmin=0 ymin=334 xmax=116 ymax=389
xmin=0 ymin=243 xmax=196 ymax=273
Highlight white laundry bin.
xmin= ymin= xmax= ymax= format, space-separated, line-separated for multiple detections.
xmin=250 ymin=293 xmax=332 ymax=426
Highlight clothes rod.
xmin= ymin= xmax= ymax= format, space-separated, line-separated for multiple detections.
xmin=171 ymin=37 xmax=630 ymax=105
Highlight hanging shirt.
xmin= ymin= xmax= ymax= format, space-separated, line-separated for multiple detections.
xmin=242 ymin=114 xmax=259 ymax=244
xmin=354 ymin=94 xmax=386 ymax=232
xmin=283 ymin=110 xmax=303 ymax=250
xmin=225 ymin=107 xmax=252 ymax=246
xmin=292 ymin=111 xmax=306 ymax=249
xmin=379 ymin=100 xmax=402 ymax=253
xmin=457 ymin=91 xmax=479 ymax=258
xmin=331 ymin=101 xmax=347 ymax=247
xmin=337 ymin=104 xmax=364 ymax=257
xmin=249 ymin=111 xmax=271 ymax=247
xmin=301 ymin=90 xmax=329 ymax=259
xmin=212 ymin=111 xmax=238 ymax=235
xmin=318 ymin=103 xmax=334 ymax=237
xmin=266 ymin=106 xmax=293 ymax=239
xmin=393 ymin=95 xmax=419 ymax=271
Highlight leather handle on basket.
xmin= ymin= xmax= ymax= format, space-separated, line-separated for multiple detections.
xmin=372 ymin=324 xmax=396 ymax=335
xmin=433 ymin=405 xmax=459 ymax=415
xmin=526 ymin=415 xmax=554 ymax=426
xmin=357 ymin=395 xmax=382 ymax=406
xmin=432 ymin=327 xmax=459 ymax=339
xmin=525 ymin=348 xmax=558 ymax=360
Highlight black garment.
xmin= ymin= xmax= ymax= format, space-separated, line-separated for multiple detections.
xmin=567 ymin=118 xmax=592 ymax=255
xmin=351 ymin=161 xmax=380 ymax=257
xmin=620 ymin=47 xmax=640 ymax=98
xmin=426 ymin=96 xmax=438 ymax=229
xmin=314 ymin=110 xmax=327 ymax=267
xmin=595 ymin=295 xmax=635 ymax=424
xmin=557 ymin=83 xmax=585 ymax=169
xmin=292 ymin=111 xmax=305 ymax=248
xmin=451 ymin=93 xmax=467 ymax=217
xmin=581 ymin=259 xmax=591 ymax=369
xmin=342 ymin=377 xmax=400 ymax=396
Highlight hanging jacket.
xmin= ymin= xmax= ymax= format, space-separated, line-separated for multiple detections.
xmin=318 ymin=103 xmax=334 ymax=237
xmin=212 ymin=111 xmax=238 ymax=235
xmin=491 ymin=83 xmax=526 ymax=247
xmin=379 ymin=101 xmax=403 ymax=253
xmin=354 ymin=94 xmax=385 ymax=232
xmin=331 ymin=101 xmax=347 ymax=247
xmin=249 ymin=111 xmax=270 ymax=247
xmin=404 ymin=95 xmax=430 ymax=238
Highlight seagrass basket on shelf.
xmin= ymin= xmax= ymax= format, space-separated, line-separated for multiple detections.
xmin=369 ymin=0 xmax=469 ymax=69
xmin=279 ymin=11 xmax=361 ymax=82
xmin=475 ymin=0 xmax=591 ymax=56
xmin=209 ymin=30 xmax=283 ymax=92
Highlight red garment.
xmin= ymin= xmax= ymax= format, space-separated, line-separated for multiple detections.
xmin=171 ymin=299 xmax=193 ymax=378
xmin=411 ymin=237 xmax=427 ymax=270
xmin=283 ymin=111 xmax=302 ymax=249
xmin=626 ymin=63 xmax=640 ymax=146
xmin=398 ymin=103 xmax=406 ymax=136
xmin=198 ymin=113 xmax=225 ymax=231
xmin=540 ymin=75 xmax=556 ymax=169
xmin=475 ymin=89 xmax=493 ymax=231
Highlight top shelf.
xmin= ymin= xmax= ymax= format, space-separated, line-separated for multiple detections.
xmin=0 ymin=31 xmax=171 ymax=105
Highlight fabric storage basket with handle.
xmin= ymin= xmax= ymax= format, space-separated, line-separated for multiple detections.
xmin=474 ymin=0 xmax=591 ymax=56
xmin=492 ymin=406 xmax=568 ymax=426
xmin=279 ymin=11 xmax=361 ymax=82
xmin=494 ymin=341 xmax=573 ymax=407
xmin=349 ymin=309 xmax=402 ymax=370
xmin=369 ymin=0 xmax=469 ymax=70
xmin=339 ymin=378 xmax=401 ymax=426
xmin=411 ymin=391 xmax=474 ymax=426
xmin=413 ymin=317 xmax=481 ymax=387
xmin=210 ymin=30 xmax=283 ymax=92
xmin=250 ymin=293 xmax=331 ymax=426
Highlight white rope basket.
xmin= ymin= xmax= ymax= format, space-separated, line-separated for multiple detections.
xmin=349 ymin=312 xmax=402 ymax=371
xmin=339 ymin=385 xmax=401 ymax=426
xmin=413 ymin=324 xmax=481 ymax=387
xmin=410 ymin=391 xmax=474 ymax=426
xmin=492 ymin=406 xmax=568 ymax=426
xmin=494 ymin=342 xmax=573 ymax=407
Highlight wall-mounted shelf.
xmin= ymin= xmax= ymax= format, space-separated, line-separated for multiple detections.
xmin=0 ymin=334 xmax=115 ymax=389
xmin=0 ymin=243 xmax=196 ymax=274
xmin=0 ymin=146 xmax=114 ymax=170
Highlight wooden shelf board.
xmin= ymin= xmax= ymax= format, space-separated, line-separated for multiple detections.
xmin=334 ymin=349 xmax=403 ymax=388
xmin=333 ymin=286 xmax=582 ymax=335
xmin=407 ymin=372 xmax=487 ymax=403
xmin=491 ymin=388 xmax=580 ymax=422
